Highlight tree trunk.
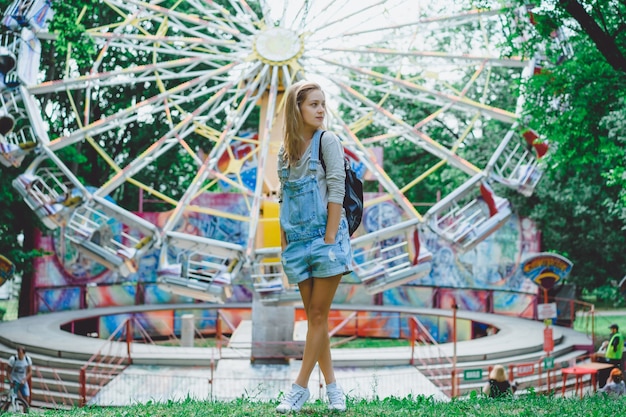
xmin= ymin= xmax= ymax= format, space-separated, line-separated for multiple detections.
xmin=559 ymin=0 xmax=626 ymax=73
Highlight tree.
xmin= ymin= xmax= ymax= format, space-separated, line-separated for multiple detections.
xmin=491 ymin=0 xmax=626 ymax=294
xmin=557 ymin=0 xmax=626 ymax=73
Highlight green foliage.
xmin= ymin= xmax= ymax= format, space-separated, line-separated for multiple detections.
xmin=33 ymin=395 xmax=626 ymax=416
xmin=487 ymin=1 xmax=626 ymax=293
xmin=0 ymin=162 xmax=43 ymax=278
xmin=49 ymin=0 xmax=97 ymax=67
xmin=581 ymin=285 xmax=626 ymax=308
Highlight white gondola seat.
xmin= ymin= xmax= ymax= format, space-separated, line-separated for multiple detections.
xmin=65 ymin=196 xmax=158 ymax=277
xmin=351 ymin=219 xmax=432 ymax=294
xmin=0 ymin=126 xmax=37 ymax=167
xmin=12 ymin=162 xmax=83 ymax=229
xmin=251 ymin=247 xmax=300 ymax=305
xmin=487 ymin=129 xmax=548 ymax=197
xmin=156 ymin=232 xmax=244 ymax=303
xmin=426 ymin=174 xmax=512 ymax=253
xmin=157 ymin=258 xmax=233 ymax=304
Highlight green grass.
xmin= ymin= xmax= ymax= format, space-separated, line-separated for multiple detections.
xmin=153 ymin=337 xmax=407 ymax=349
xmin=153 ymin=338 xmax=220 ymax=348
xmin=573 ymin=313 xmax=626 ymax=349
xmin=33 ymin=394 xmax=626 ymax=416
xmin=331 ymin=337 xmax=408 ymax=349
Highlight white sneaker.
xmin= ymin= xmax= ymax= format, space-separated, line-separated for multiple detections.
xmin=326 ymin=382 xmax=346 ymax=412
xmin=276 ymin=383 xmax=310 ymax=413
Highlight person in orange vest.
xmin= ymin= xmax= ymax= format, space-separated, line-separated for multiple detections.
xmin=597 ymin=324 xmax=624 ymax=387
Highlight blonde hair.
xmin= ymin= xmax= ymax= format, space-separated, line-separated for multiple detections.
xmin=283 ymin=80 xmax=325 ymax=165
xmin=489 ymin=365 xmax=508 ymax=382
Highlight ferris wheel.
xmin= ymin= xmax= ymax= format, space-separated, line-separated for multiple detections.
xmin=0 ymin=0 xmax=549 ymax=304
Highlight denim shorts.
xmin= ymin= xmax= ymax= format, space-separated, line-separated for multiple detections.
xmin=13 ymin=381 xmax=29 ymax=397
xmin=281 ymin=217 xmax=353 ymax=284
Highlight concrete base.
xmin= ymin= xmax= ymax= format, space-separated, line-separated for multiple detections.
xmin=250 ymin=296 xmax=299 ymax=363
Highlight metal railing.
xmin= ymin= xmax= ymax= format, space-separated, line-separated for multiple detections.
xmin=407 ymin=316 xmax=454 ymax=395
xmin=2 ymin=295 xmax=601 ymax=408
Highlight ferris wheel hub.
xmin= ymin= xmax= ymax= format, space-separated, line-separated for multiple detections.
xmin=254 ymin=27 xmax=303 ymax=65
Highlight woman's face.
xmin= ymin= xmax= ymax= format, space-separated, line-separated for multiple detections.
xmin=299 ymin=89 xmax=325 ymax=131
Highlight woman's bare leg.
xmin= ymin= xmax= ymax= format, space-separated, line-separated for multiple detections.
xmin=295 ymin=274 xmax=342 ymax=387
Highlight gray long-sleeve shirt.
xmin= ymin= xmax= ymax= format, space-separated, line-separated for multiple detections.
xmin=277 ymin=130 xmax=346 ymax=209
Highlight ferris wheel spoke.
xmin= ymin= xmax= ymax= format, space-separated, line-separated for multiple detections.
xmin=28 ymin=57 xmax=209 ymax=95
xmin=330 ymin=111 xmax=422 ymax=219
xmin=93 ymin=79 xmax=252 ymax=201
xmin=94 ymin=38 xmax=245 ymax=61
xmin=47 ymin=62 xmax=239 ymax=151
xmin=330 ymin=78 xmax=481 ymax=177
xmin=343 ymin=7 xmax=510 ymax=38
xmin=119 ymin=0 xmax=250 ymax=40
xmin=191 ymin=69 xmax=273 ymax=203
xmin=97 ymin=77 xmax=247 ymax=197
xmin=412 ymin=65 xmax=487 ymax=133
xmin=228 ymin=0 xmax=262 ymax=24
xmin=91 ymin=31 xmax=245 ymax=52
xmin=307 ymin=0 xmax=389 ymax=37
xmin=159 ymin=99 xmax=265 ymax=234
xmin=322 ymin=46 xmax=527 ymax=68
xmin=184 ymin=0 xmax=261 ymax=34
xmin=322 ymin=57 xmax=517 ymax=123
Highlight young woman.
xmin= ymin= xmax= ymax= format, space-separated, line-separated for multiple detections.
xmin=275 ymin=80 xmax=352 ymax=413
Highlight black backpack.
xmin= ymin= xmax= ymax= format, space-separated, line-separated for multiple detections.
xmin=319 ymin=132 xmax=363 ymax=236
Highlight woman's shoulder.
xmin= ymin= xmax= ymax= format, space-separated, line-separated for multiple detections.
xmin=321 ymin=130 xmax=340 ymax=143
xmin=320 ymin=130 xmax=343 ymax=152
xmin=277 ymin=145 xmax=286 ymax=167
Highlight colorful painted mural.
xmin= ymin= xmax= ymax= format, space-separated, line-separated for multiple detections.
xmin=32 ymin=192 xmax=541 ymax=336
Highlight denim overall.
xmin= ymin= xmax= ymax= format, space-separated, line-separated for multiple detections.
xmin=280 ymin=130 xmax=351 ymax=284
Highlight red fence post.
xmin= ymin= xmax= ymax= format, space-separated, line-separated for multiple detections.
xmin=216 ymin=311 xmax=222 ymax=351
xmin=126 ymin=318 xmax=133 ymax=364
xmin=79 ymin=367 xmax=86 ymax=407
xmin=451 ymin=369 xmax=457 ymax=398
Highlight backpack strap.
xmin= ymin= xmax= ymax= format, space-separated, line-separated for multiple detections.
xmin=319 ymin=131 xmax=326 ymax=172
